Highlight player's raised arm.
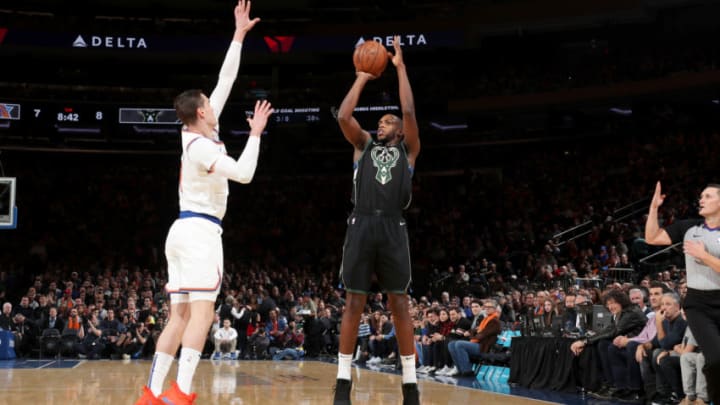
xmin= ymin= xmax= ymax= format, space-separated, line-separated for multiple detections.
xmin=232 ymin=0 xmax=260 ymax=44
xmin=337 ymin=71 xmax=374 ymax=154
xmin=209 ymin=0 xmax=260 ymax=120
xmin=391 ymin=35 xmax=420 ymax=165
xmin=209 ymin=99 xmax=273 ymax=184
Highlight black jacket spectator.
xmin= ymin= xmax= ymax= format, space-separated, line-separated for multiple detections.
xmin=588 ymin=306 xmax=646 ymax=344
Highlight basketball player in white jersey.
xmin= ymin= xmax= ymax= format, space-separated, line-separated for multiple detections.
xmin=134 ymin=2 xmax=272 ymax=404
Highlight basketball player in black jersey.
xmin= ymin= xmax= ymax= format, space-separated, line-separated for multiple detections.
xmin=332 ymin=35 xmax=420 ymax=405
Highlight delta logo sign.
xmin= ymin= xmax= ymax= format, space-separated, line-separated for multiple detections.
xmin=72 ymin=34 xmax=148 ymax=49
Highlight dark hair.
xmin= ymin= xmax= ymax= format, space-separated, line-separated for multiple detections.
xmin=649 ymin=280 xmax=671 ymax=293
xmin=174 ymin=89 xmax=204 ymax=126
xmin=603 ymin=289 xmax=632 ymax=309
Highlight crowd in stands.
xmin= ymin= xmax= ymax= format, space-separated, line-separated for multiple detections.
xmin=0 ymin=251 xmax=705 ymax=403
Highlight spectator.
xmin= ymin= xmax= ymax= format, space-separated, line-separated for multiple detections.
xmin=629 ymin=287 xmax=651 ymax=316
xmin=213 ymin=318 xmax=238 ymax=360
xmin=638 ymin=292 xmax=687 ymax=405
xmin=75 ymin=313 xmax=104 ymax=360
xmin=680 ymin=326 xmax=709 ymax=405
xmin=11 ymin=313 xmax=35 ymax=357
xmin=464 ymin=300 xmax=484 ymax=338
xmin=230 ymin=299 xmax=253 ymax=358
xmin=570 ymin=289 xmax=646 ymax=399
xmin=606 ymin=281 xmax=669 ymax=402
xmin=39 ymin=306 xmax=65 ymax=333
xmin=100 ymin=309 xmax=124 ymax=355
xmin=427 ymin=308 xmax=452 ymax=373
xmin=247 ymin=313 xmax=270 ymax=360
xmin=33 ymin=294 xmax=50 ymax=321
xmin=354 ymin=312 xmax=372 ymax=362
xmin=539 ymin=298 xmax=561 ymax=336
xmin=13 ymin=296 xmax=35 ymax=321
xmin=0 ymin=302 xmax=13 ymax=330
xmin=271 ymin=320 xmax=305 ymax=361
xmin=62 ymin=307 xmax=84 ymax=338
xmin=447 ymin=299 xmax=501 ymax=377
xmin=216 ymin=295 xmax=235 ymax=326
xmin=417 ymin=308 xmax=440 ymax=374
xmin=434 ymin=306 xmax=470 ymax=376
xmin=257 ymin=289 xmax=277 ymax=323
xmin=368 ymin=292 xmax=385 ymax=313
xmin=264 ymin=309 xmax=288 ymax=349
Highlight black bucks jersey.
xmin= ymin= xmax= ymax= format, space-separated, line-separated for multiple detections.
xmin=352 ymin=141 xmax=413 ymax=213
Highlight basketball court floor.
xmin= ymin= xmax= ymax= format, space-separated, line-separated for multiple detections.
xmin=0 ymin=358 xmax=615 ymax=404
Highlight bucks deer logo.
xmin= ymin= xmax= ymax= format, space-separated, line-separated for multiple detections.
xmin=371 ymin=145 xmax=400 ymax=185
xmin=141 ymin=110 xmax=161 ymax=123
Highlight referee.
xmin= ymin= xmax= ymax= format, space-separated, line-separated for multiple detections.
xmin=644 ymin=181 xmax=720 ymax=405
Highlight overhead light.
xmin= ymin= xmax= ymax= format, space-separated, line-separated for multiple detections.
xmin=430 ymin=122 xmax=468 ymax=131
xmin=609 ymin=108 xmax=632 ymax=116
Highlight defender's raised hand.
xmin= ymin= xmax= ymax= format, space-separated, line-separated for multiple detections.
xmin=234 ymin=0 xmax=260 ymax=41
xmin=247 ymin=99 xmax=274 ymax=137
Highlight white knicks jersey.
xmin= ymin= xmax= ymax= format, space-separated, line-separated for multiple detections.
xmin=178 ymin=130 xmax=229 ymax=220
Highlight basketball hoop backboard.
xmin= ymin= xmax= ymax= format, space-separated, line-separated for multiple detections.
xmin=0 ymin=177 xmax=17 ymax=229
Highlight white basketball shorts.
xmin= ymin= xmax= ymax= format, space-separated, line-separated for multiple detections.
xmin=164 ymin=216 xmax=223 ymax=302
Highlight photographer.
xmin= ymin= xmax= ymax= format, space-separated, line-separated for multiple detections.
xmin=11 ymin=313 xmax=36 ymax=358
xmin=271 ymin=320 xmax=305 ymax=361
xmin=114 ymin=319 xmax=149 ymax=360
xmin=247 ymin=313 xmax=269 ymax=359
xmin=74 ymin=313 xmax=105 ymax=360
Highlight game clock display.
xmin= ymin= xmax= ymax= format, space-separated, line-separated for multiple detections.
xmin=25 ymin=103 xmax=108 ymax=126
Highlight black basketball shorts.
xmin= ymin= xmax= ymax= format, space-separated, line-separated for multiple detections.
xmin=339 ymin=213 xmax=412 ymax=294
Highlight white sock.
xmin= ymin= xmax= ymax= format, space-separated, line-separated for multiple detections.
xmin=401 ymin=355 xmax=417 ymax=384
xmin=148 ymin=352 xmax=174 ymax=397
xmin=337 ymin=352 xmax=353 ymax=381
xmin=176 ymin=347 xmax=201 ymax=395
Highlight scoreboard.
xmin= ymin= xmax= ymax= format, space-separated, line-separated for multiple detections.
xmin=0 ymin=101 xmax=400 ymax=143
xmin=0 ymin=101 xmax=329 ymax=141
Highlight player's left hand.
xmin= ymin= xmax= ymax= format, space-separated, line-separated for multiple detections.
xmin=390 ymin=35 xmax=404 ymax=68
xmin=247 ymin=99 xmax=273 ymax=136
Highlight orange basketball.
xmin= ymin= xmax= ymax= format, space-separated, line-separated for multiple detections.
xmin=353 ymin=40 xmax=389 ymax=77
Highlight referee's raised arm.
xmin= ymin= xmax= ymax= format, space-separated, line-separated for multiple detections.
xmin=645 ymin=181 xmax=672 ymax=246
